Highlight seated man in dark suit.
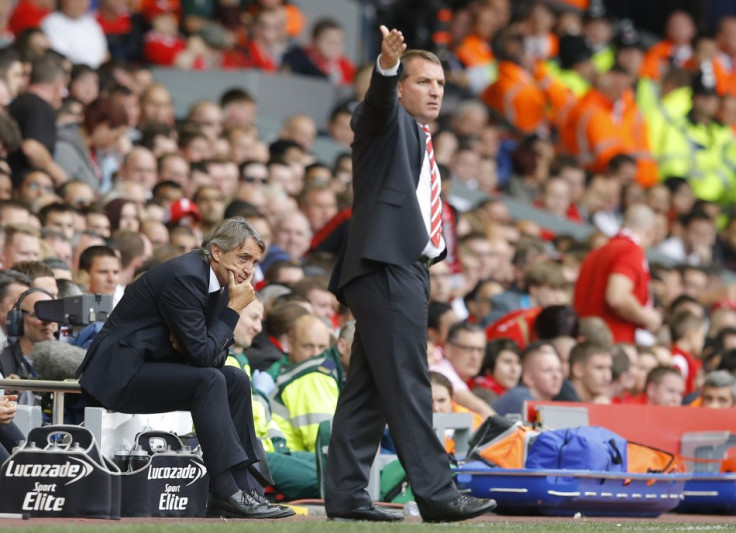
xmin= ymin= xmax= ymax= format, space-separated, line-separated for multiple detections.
xmin=76 ymin=217 xmax=292 ymax=519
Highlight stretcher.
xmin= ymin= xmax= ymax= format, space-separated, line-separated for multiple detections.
xmin=676 ymin=473 xmax=736 ymax=514
xmin=454 ymin=460 xmax=688 ymax=517
xmin=523 ymin=403 xmax=736 ymax=515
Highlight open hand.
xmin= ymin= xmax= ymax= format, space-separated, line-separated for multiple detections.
xmin=226 ymin=270 xmax=255 ymax=312
xmin=379 ymin=25 xmax=406 ymax=70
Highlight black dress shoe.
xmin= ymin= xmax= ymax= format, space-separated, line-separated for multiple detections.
xmin=421 ymin=494 xmax=497 ymax=523
xmin=246 ymin=489 xmax=295 ymax=518
xmin=327 ymin=504 xmax=404 ymax=522
xmin=207 ymin=490 xmax=287 ymax=519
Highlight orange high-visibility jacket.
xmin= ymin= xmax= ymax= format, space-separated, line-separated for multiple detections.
xmin=535 ymin=60 xmax=578 ymax=130
xmin=456 ymin=34 xmax=494 ymax=67
xmin=714 ymin=56 xmax=736 ymax=97
xmin=557 ymin=0 xmax=589 ymax=9
xmin=561 ymin=88 xmax=658 ymax=186
xmin=482 ymin=61 xmax=546 ymax=133
xmin=482 ymin=61 xmax=576 ymax=134
xmin=641 ymin=40 xmax=692 ymax=81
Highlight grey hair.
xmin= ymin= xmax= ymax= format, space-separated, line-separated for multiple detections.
xmin=702 ymin=370 xmax=736 ymax=402
xmin=199 ymin=217 xmax=265 ymax=262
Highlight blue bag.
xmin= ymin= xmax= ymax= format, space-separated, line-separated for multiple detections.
xmin=525 ymin=426 xmax=627 ymax=472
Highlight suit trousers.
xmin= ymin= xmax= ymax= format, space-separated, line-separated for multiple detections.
xmin=325 ymin=262 xmax=457 ymax=513
xmin=112 ymin=363 xmax=264 ymax=478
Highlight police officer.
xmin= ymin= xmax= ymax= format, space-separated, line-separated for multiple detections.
xmin=657 ymin=64 xmax=736 ymax=203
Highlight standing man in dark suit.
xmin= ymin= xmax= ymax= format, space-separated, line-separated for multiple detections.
xmin=325 ymin=26 xmax=496 ymax=523
xmin=77 ymin=217 xmax=293 ymax=519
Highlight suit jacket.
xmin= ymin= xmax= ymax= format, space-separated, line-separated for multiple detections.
xmin=329 ymin=65 xmax=430 ymax=301
xmin=77 ymin=250 xmax=240 ymax=407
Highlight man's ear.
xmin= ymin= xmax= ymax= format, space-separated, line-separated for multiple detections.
xmin=570 ymin=361 xmax=583 ymax=380
xmin=211 ymin=244 xmax=221 ymax=262
xmin=645 ymin=382 xmax=654 ymax=399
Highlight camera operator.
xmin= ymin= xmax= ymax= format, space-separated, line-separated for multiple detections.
xmin=0 ymin=288 xmax=58 ymax=404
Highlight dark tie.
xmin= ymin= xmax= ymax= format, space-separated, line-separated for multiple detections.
xmin=206 ymin=288 xmax=227 ymax=326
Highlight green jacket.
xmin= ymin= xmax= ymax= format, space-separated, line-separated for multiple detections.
xmin=269 ymin=347 xmax=343 ymax=453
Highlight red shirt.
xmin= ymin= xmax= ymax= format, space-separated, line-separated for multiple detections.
xmin=612 ymin=392 xmax=647 ymax=405
xmin=143 ymin=31 xmax=207 ymax=69
xmin=472 ymin=374 xmax=507 ymax=397
xmin=566 ymin=203 xmax=584 ymax=223
xmin=485 ymin=307 xmax=541 ymax=349
xmin=144 ymin=31 xmax=186 ymax=66
xmin=95 ymin=12 xmax=131 ymax=35
xmin=9 ymin=0 xmax=51 ymax=35
xmin=310 ymin=207 xmax=351 ymax=251
xmin=242 ymin=40 xmax=278 ymax=72
xmin=573 ymin=231 xmax=650 ymax=343
xmin=304 ymin=46 xmax=355 ymax=86
xmin=671 ymin=345 xmax=702 ymax=397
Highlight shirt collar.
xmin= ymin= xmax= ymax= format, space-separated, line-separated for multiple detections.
xmin=208 ymin=267 xmax=221 ymax=293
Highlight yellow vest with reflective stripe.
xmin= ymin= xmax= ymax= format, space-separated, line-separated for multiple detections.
xmin=544 ymin=60 xmax=590 ymax=97
xmin=638 ymin=80 xmax=692 ymax=158
xmin=269 ymin=349 xmax=341 ymax=453
xmin=656 ymin=116 xmax=736 ymax=203
xmin=592 ymin=46 xmax=615 ymax=73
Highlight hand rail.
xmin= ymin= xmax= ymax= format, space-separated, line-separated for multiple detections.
xmin=0 ymin=378 xmax=82 ymax=425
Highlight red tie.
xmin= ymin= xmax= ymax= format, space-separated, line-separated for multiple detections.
xmin=423 ymin=125 xmax=443 ymax=248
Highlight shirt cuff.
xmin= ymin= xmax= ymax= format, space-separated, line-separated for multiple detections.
xmin=376 ymin=55 xmax=400 ymax=76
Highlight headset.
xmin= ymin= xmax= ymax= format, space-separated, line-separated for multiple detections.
xmin=6 ymin=287 xmax=54 ymax=338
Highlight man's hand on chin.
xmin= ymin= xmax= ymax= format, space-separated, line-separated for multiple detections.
xmin=227 ymin=270 xmax=255 ymax=312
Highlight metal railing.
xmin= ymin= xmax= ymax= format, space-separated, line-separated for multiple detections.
xmin=0 ymin=378 xmax=81 ymax=425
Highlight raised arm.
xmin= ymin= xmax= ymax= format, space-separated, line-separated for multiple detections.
xmin=378 ymin=25 xmax=406 ymax=71
xmin=353 ymin=26 xmax=408 ymax=137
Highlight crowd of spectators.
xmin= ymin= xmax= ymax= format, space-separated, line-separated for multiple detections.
xmin=0 ymin=0 xmax=735 ymax=493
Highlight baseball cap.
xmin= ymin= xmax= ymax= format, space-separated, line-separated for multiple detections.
xmin=167 ymin=198 xmax=201 ymax=224
xmin=141 ymin=0 xmax=181 ymax=21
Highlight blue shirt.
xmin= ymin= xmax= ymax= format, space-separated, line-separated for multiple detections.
xmin=492 ymin=386 xmax=534 ymax=416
